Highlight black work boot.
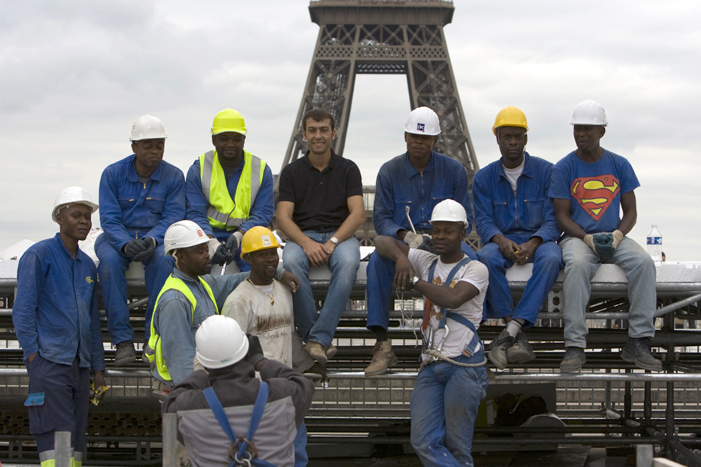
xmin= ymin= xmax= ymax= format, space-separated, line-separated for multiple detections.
xmin=115 ymin=341 xmax=136 ymax=366
xmin=507 ymin=331 xmax=536 ymax=364
xmin=560 ymin=347 xmax=586 ymax=373
xmin=621 ymin=337 xmax=663 ymax=371
xmin=488 ymin=328 xmax=515 ymax=370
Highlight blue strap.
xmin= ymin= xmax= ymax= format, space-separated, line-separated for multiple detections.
xmin=203 ymin=382 xmax=277 ymax=467
xmin=446 ymin=311 xmax=477 ymax=334
xmin=426 ymin=256 xmax=472 ymax=330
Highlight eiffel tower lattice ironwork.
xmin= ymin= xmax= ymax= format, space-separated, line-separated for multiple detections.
xmin=281 ymin=0 xmax=479 ymax=179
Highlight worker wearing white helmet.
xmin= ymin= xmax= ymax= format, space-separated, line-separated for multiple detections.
xmin=163 ymin=315 xmax=314 ymax=467
xmin=13 ymin=187 xmax=105 ymax=467
xmin=95 ymin=115 xmax=186 ymax=366
xmin=365 ymin=106 xmax=478 ymax=377
xmin=373 ymin=199 xmax=489 ymax=466
xmin=185 ymin=109 xmax=275 ymax=275
xmin=144 ymin=220 xmax=300 ymax=394
xmin=473 ymin=106 xmax=563 ymax=370
xmin=550 ymin=100 xmax=662 ymax=372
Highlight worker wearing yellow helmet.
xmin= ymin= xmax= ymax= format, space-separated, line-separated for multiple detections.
xmin=185 ymin=109 xmax=274 ymax=275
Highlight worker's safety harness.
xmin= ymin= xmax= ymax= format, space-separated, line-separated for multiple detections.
xmin=203 ymin=382 xmax=276 ymax=467
xmin=420 ymin=256 xmax=488 ymax=370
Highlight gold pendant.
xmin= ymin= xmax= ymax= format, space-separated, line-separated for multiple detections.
xmin=270 ymin=298 xmax=274 ymax=305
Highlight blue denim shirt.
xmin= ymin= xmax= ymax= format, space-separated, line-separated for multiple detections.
xmin=151 ymin=268 xmax=256 ymax=385
xmin=373 ymin=151 xmax=474 ymax=237
xmin=99 ymin=155 xmax=186 ymax=251
xmin=13 ymin=234 xmax=105 ymax=370
xmin=185 ymin=154 xmax=274 ymax=242
xmin=473 ymin=152 xmax=560 ymax=245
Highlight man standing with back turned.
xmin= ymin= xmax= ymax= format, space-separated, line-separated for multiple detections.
xmin=96 ymin=115 xmax=185 ymax=365
xmin=473 ymin=106 xmax=562 ymax=369
xmin=277 ymin=109 xmax=365 ymax=364
xmin=186 ymin=109 xmax=274 ymax=274
xmin=550 ymin=99 xmax=662 ymax=373
xmin=365 ymin=106 xmax=478 ymax=376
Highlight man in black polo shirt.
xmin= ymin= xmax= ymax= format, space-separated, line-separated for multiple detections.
xmin=278 ymin=109 xmax=365 ymax=364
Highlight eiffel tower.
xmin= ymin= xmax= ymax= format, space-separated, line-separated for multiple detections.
xmin=280 ymin=0 xmax=480 ymax=247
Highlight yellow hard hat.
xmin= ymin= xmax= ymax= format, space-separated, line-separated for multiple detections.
xmin=492 ymin=106 xmax=528 ymax=135
xmin=241 ymin=226 xmax=281 ymax=256
xmin=211 ymin=109 xmax=247 ymax=136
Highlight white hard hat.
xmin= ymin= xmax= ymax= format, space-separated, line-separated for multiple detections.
xmin=164 ymin=220 xmax=209 ymax=254
xmin=430 ymin=199 xmax=468 ymax=227
xmin=130 ymin=115 xmax=168 ymax=142
xmin=52 ymin=186 xmax=99 ymax=223
xmin=404 ymin=107 xmax=441 ymax=136
xmin=195 ymin=315 xmax=249 ymax=369
xmin=570 ymin=99 xmax=607 ymax=127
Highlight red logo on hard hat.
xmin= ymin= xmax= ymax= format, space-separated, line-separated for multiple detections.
xmin=197 ymin=230 xmax=204 ymax=237
xmin=570 ymin=175 xmax=620 ymax=221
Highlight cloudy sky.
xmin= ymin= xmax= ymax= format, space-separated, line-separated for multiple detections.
xmin=1 ymin=0 xmax=699 ymax=260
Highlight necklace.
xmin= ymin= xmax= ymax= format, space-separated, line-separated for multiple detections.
xmin=247 ymin=278 xmax=274 ymax=305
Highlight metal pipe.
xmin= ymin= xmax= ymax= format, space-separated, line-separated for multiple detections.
xmin=162 ymin=413 xmax=178 ymax=467
xmin=55 ymin=431 xmax=71 ymax=467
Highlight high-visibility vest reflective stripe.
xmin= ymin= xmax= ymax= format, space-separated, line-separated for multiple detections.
xmin=144 ymin=274 xmax=218 ymax=382
xmin=200 ymin=150 xmax=265 ymax=230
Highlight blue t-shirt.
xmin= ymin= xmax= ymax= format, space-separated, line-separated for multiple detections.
xmin=549 ymin=149 xmax=639 ymax=234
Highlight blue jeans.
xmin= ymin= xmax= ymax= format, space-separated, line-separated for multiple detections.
xmin=410 ymin=351 xmax=488 ymax=467
xmin=294 ymin=420 xmax=308 ymax=466
xmin=26 ymin=355 xmax=90 ymax=464
xmin=560 ymin=236 xmax=656 ymax=348
xmin=477 ymin=241 xmax=562 ymax=326
xmin=282 ymin=232 xmax=360 ymax=348
xmin=366 ymin=242 xmax=477 ymax=331
xmin=95 ymin=234 xmax=174 ymax=344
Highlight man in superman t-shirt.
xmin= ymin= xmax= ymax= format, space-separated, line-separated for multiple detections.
xmin=549 ymin=100 xmax=662 ymax=373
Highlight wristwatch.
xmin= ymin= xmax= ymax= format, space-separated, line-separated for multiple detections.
xmin=409 ymin=276 xmax=421 ymax=289
xmin=329 ymin=236 xmax=339 ymax=245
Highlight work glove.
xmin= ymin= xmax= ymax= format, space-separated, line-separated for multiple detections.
xmin=612 ymin=230 xmax=624 ymax=249
xmin=404 ymin=232 xmax=433 ymax=252
xmin=210 ymin=243 xmax=234 ymax=266
xmin=246 ymin=334 xmax=266 ymax=368
xmin=132 ymin=238 xmax=156 ymax=262
xmin=592 ymin=233 xmax=615 ymax=261
xmin=225 ymin=231 xmax=244 ymax=254
xmin=89 ymin=378 xmax=109 ymax=406
xmin=583 ymin=234 xmax=596 ymax=252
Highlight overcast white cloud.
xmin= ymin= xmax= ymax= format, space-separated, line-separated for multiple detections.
xmin=1 ymin=0 xmax=699 ymax=260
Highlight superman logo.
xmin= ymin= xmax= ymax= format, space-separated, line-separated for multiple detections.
xmin=571 ymin=175 xmax=620 ymax=221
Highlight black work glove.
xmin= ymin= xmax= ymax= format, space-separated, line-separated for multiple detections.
xmin=210 ymin=243 xmax=234 ymax=266
xmin=246 ymin=334 xmax=266 ymax=368
xmin=225 ymin=231 xmax=243 ymax=254
xmin=123 ymin=238 xmax=153 ymax=261
xmin=132 ymin=238 xmax=156 ymax=262
xmin=592 ymin=233 xmax=615 ymax=262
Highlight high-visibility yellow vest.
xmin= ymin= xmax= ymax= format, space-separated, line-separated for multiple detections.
xmin=199 ymin=149 xmax=265 ymax=230
xmin=144 ymin=274 xmax=219 ymax=383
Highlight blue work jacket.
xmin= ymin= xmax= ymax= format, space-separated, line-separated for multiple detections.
xmin=152 ymin=268 xmax=252 ymax=385
xmin=185 ymin=155 xmax=274 ymax=242
xmin=99 ymin=154 xmax=186 ymax=251
xmin=473 ymin=152 xmax=560 ymax=245
xmin=12 ymin=234 xmax=105 ymax=370
xmin=373 ymin=151 xmax=474 ymax=237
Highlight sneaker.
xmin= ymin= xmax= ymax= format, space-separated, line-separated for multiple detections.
xmin=621 ymin=337 xmax=663 ymax=371
xmin=365 ymin=341 xmax=398 ymax=377
xmin=488 ymin=328 xmax=515 ymax=369
xmin=305 ymin=341 xmax=328 ymax=365
xmin=115 ymin=341 xmax=136 ymax=366
xmin=506 ymin=331 xmax=536 ymax=364
xmin=560 ymin=347 xmax=586 ymax=373
xmin=326 ymin=343 xmax=338 ymax=360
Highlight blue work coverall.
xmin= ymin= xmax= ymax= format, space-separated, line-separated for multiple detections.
xmin=95 ymin=154 xmax=186 ymax=344
xmin=366 ymin=151 xmax=478 ymax=332
xmin=473 ymin=152 xmax=562 ymax=325
xmin=13 ymin=234 xmax=106 ymax=464
xmin=185 ymin=155 xmax=274 ymax=271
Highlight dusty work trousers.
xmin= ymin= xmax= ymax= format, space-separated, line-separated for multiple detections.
xmin=366 ymin=242 xmax=477 ymax=332
xmin=410 ymin=348 xmax=488 ymax=466
xmin=476 ymin=241 xmax=562 ymax=326
xmin=95 ymin=234 xmax=174 ymax=344
xmin=560 ymin=236 xmax=657 ymax=348
xmin=26 ymin=355 xmax=90 ymax=466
